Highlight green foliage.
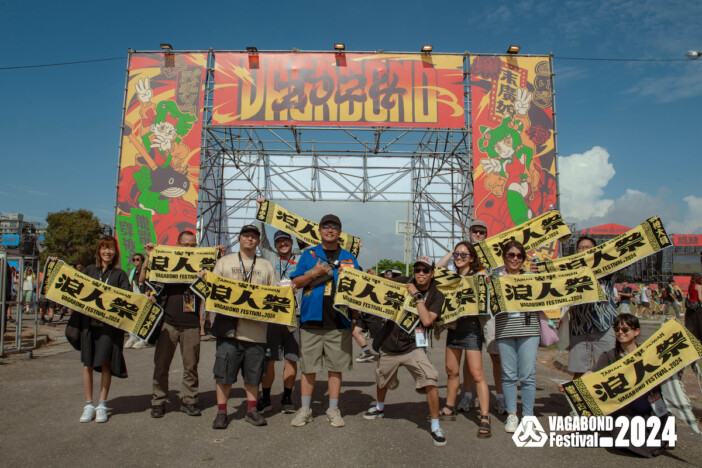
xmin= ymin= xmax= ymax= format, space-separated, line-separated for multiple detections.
xmin=368 ymin=258 xmax=408 ymax=275
xmin=41 ymin=209 xmax=103 ymax=267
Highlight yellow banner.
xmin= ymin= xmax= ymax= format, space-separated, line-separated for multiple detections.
xmin=191 ymin=271 xmax=296 ymax=327
xmin=474 ymin=211 xmax=571 ymax=269
xmin=146 ymin=245 xmax=219 ymax=288
xmin=432 ymin=267 xmax=464 ymax=290
xmin=489 ymin=268 xmax=606 ymax=314
xmin=438 ymin=275 xmax=489 ymax=325
xmin=256 ymin=201 xmax=361 ymax=257
xmin=537 ymin=216 xmax=671 ymax=278
xmin=563 ymin=320 xmax=702 ymax=417
xmin=41 ymin=259 xmax=163 ymax=341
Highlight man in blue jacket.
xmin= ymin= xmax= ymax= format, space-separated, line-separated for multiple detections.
xmin=289 ymin=214 xmax=359 ymax=428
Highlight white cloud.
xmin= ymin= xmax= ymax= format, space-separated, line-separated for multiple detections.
xmin=627 ymin=67 xmax=702 ymax=104
xmin=668 ymin=196 xmax=702 ymax=233
xmin=558 ymin=146 xmax=615 ymax=221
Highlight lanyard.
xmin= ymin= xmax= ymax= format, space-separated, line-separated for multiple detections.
xmin=239 ymin=252 xmax=256 ymax=283
xmin=98 ymin=267 xmax=113 ymax=284
xmin=279 ymin=255 xmax=295 ymax=279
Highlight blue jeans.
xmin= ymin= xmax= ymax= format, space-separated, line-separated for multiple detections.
xmin=498 ymin=335 xmax=539 ymax=416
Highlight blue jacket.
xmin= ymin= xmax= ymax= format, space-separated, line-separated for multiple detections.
xmin=290 ymin=244 xmax=359 ymax=327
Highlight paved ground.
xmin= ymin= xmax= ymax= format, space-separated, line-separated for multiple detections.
xmin=2 ymin=323 xmax=702 ymax=467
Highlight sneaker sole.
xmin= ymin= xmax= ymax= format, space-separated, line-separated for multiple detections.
xmin=245 ymin=416 xmax=267 ymax=426
xmin=355 ymin=356 xmax=375 ymax=363
xmin=363 ymin=413 xmax=384 ymax=420
xmin=281 ymin=406 xmax=296 ymax=414
xmin=328 ymin=419 xmax=345 ymax=427
xmin=291 ymin=418 xmax=312 ymax=427
xmin=432 ymin=437 xmax=447 ymax=447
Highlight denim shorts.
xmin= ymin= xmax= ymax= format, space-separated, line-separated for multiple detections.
xmin=446 ymin=316 xmax=483 ymax=351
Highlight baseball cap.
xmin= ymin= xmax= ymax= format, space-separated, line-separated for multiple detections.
xmin=320 ymin=214 xmax=342 ymax=229
xmin=239 ymin=224 xmax=260 ymax=236
xmin=413 ymin=256 xmax=435 ymax=269
xmin=274 ymin=230 xmax=292 ymax=242
xmin=470 ymin=220 xmax=488 ymax=230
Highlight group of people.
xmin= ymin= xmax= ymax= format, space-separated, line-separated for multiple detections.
xmin=618 ymin=279 xmax=685 ymax=320
xmin=66 ymin=205 xmax=702 ymax=453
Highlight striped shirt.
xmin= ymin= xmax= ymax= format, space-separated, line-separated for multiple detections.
xmin=495 ymin=270 xmax=540 ymax=340
xmin=569 ymin=277 xmax=618 ymax=335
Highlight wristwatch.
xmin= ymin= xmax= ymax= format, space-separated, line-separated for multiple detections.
xmin=413 ymin=292 xmax=423 ymax=301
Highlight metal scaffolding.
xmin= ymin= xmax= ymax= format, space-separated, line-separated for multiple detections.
xmin=197 ymin=54 xmax=473 ymax=260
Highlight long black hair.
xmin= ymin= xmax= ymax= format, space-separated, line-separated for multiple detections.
xmin=613 ymin=313 xmax=640 ymax=357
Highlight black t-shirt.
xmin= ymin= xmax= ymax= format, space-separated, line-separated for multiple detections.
xmin=380 ymin=278 xmax=445 ymax=355
xmin=162 ymin=283 xmax=200 ymax=328
xmin=620 ymin=286 xmax=632 ymax=304
xmin=302 ymin=247 xmax=346 ymax=330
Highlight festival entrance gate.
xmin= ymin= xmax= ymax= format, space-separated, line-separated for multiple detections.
xmin=114 ymin=50 xmax=559 ymax=265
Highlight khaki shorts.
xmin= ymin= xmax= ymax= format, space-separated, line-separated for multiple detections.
xmin=375 ymin=349 xmax=438 ymax=393
xmin=482 ymin=315 xmax=500 ymax=355
xmin=299 ymin=327 xmax=352 ymax=373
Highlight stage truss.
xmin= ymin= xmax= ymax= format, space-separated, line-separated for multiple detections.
xmin=197 ymin=52 xmax=474 ymax=260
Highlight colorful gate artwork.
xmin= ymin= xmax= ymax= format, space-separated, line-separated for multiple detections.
xmin=470 ymin=55 xmax=558 ymax=260
xmin=115 ymin=53 xmax=207 ymax=268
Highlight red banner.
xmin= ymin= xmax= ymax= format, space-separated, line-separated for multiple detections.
xmin=116 ymin=53 xmax=207 ymax=264
xmin=579 ymin=223 xmax=631 ymax=236
xmin=212 ymin=53 xmax=465 ymax=128
xmin=470 ymin=55 xmax=558 ymax=259
xmin=673 ymin=234 xmax=702 ymax=246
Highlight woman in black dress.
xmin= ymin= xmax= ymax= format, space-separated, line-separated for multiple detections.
xmin=78 ymin=236 xmax=130 ymax=423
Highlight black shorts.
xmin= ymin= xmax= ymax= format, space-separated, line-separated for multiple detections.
xmin=446 ymin=316 xmax=483 ymax=351
xmin=267 ymin=324 xmax=300 ymax=361
xmin=213 ymin=338 xmax=266 ymax=386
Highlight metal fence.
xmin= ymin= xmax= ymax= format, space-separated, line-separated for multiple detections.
xmin=1 ymin=254 xmax=40 ymax=356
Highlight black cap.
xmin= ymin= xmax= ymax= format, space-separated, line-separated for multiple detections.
xmin=319 ymin=214 xmax=342 ymax=229
xmin=239 ymin=224 xmax=260 ymax=236
xmin=273 ymin=230 xmax=292 ymax=242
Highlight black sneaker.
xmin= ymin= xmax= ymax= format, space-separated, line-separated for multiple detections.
xmin=431 ymin=428 xmax=447 ymax=447
xmin=281 ymin=396 xmax=295 ymax=414
xmin=363 ymin=406 xmax=385 ymax=420
xmin=212 ymin=411 xmax=228 ymax=429
xmin=245 ymin=408 xmax=268 ymax=426
xmin=180 ymin=402 xmax=202 ymax=416
xmin=355 ymin=351 xmax=375 ymax=363
xmin=150 ymin=405 xmax=165 ymax=419
xmin=257 ymin=395 xmax=272 ymax=413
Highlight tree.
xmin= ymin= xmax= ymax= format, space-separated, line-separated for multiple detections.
xmin=41 ymin=209 xmax=103 ymax=268
xmin=368 ymin=258 xmax=408 ymax=275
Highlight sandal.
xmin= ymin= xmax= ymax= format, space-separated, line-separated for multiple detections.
xmin=477 ymin=415 xmax=492 ymax=438
xmin=439 ymin=405 xmax=457 ymax=421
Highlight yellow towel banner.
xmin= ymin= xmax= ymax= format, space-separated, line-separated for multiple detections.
xmin=438 ymin=275 xmax=489 ymax=325
xmin=537 ymin=216 xmax=671 ymax=278
xmin=146 ymin=245 xmax=219 ymax=291
xmin=41 ymin=259 xmax=163 ymax=341
xmin=563 ymin=320 xmax=702 ymax=417
xmin=256 ymin=200 xmax=361 ymax=257
xmin=489 ymin=268 xmax=606 ymax=315
xmin=474 ymin=211 xmax=571 ymax=269
xmin=191 ymin=271 xmax=296 ymax=327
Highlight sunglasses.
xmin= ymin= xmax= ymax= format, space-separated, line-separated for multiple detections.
xmin=613 ymin=327 xmax=634 ymax=333
xmin=322 ymin=224 xmax=339 ymax=230
xmin=470 ymin=228 xmax=487 ymax=236
xmin=506 ymin=252 xmax=524 ymax=260
xmin=453 ymin=252 xmax=471 ymax=259
xmin=132 ymin=257 xmax=142 ymax=261
xmin=414 ymin=267 xmax=431 ymax=274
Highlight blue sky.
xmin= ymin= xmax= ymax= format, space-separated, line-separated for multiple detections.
xmin=1 ymin=0 xmax=701 ymax=267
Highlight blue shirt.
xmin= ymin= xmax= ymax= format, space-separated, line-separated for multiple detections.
xmin=289 ymin=244 xmax=359 ymax=327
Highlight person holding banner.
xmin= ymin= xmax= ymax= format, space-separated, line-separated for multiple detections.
xmin=495 ymin=240 xmax=540 ymax=433
xmin=210 ymin=225 xmax=277 ymax=429
xmin=75 ymin=236 xmax=130 ymax=424
xmin=565 ymin=237 xmax=618 ymax=380
xmin=363 ymin=256 xmax=448 ymax=446
xmin=289 ymin=214 xmax=360 ymax=428
xmin=438 ymin=242 xmax=492 ymax=436
xmin=686 ymin=275 xmax=702 ymax=342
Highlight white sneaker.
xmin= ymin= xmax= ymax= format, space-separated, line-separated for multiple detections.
xmin=124 ymin=336 xmax=137 ymax=349
xmin=95 ymin=405 xmax=109 ymax=423
xmin=79 ymin=404 xmax=95 ymax=423
xmin=132 ymin=340 xmax=146 ymax=349
xmin=496 ymin=395 xmax=506 ymax=415
xmin=505 ymin=414 xmax=519 ymax=433
xmin=457 ymin=393 xmax=473 ymax=412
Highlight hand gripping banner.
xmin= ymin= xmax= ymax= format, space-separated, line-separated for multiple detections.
xmin=537 ymin=216 xmax=671 ymax=278
xmin=146 ymin=245 xmax=219 ymax=293
xmin=438 ymin=275 xmax=489 ymax=325
xmin=191 ymin=271 xmax=296 ymax=327
xmin=489 ymin=268 xmax=606 ymax=315
xmin=563 ymin=320 xmax=702 ymax=417
xmin=41 ymin=259 xmax=163 ymax=341
xmin=474 ymin=211 xmax=571 ymax=270
xmin=333 ymin=268 xmax=421 ymax=333
xmin=256 ymin=200 xmax=361 ymax=257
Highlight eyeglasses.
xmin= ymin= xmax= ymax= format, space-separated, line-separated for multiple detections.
xmin=613 ymin=327 xmax=634 ymax=333
xmin=321 ymin=224 xmax=339 ymax=230
xmin=470 ymin=228 xmax=487 ymax=236
xmin=506 ymin=252 xmax=524 ymax=260
xmin=453 ymin=252 xmax=470 ymax=259
xmin=414 ymin=267 xmax=431 ymax=274
xmin=132 ymin=257 xmax=142 ymax=262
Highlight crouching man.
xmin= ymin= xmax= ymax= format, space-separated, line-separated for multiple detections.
xmin=363 ymin=256 xmax=447 ymax=447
